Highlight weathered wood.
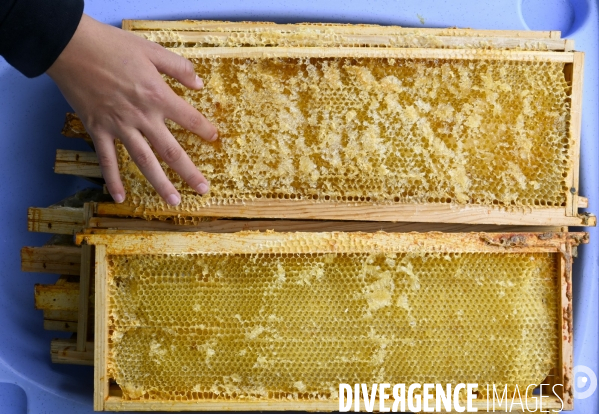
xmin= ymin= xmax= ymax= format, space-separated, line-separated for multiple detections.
xmin=61 ymin=113 xmax=90 ymax=138
xmin=51 ymin=337 xmax=94 ymax=366
xmin=88 ymin=216 xmax=562 ymax=234
xmin=21 ymin=245 xmax=81 ymax=275
xmin=77 ymin=204 xmax=94 ymax=351
xmin=44 ymin=309 xmax=78 ymax=322
xmin=28 ymin=207 xmax=85 ymax=235
xmin=578 ymin=196 xmax=589 ymax=208
xmin=171 ymin=46 xmax=575 ymax=62
xmin=94 ymin=245 xmax=108 ymax=411
xmin=54 ymin=149 xmax=102 ymax=178
xmin=558 ymin=243 xmax=574 ymax=410
xmin=123 ymin=20 xmax=559 ymax=39
xmin=132 ymin=30 xmax=571 ymax=50
xmin=44 ymin=319 xmax=78 ymax=332
xmin=34 ymin=282 xmax=79 ymax=311
xmin=103 ymin=396 xmax=564 ymax=412
xmin=104 ymin=393 xmax=563 ymax=412
xmin=96 ymin=201 xmax=596 ymax=227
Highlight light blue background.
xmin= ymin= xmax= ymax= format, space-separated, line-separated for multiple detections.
xmin=0 ymin=0 xmax=596 ymax=412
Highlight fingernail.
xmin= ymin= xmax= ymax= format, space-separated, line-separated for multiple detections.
xmin=210 ymin=132 xmax=218 ymax=141
xmin=196 ymin=75 xmax=204 ymax=88
xmin=166 ymin=194 xmax=181 ymax=206
xmin=113 ymin=193 xmax=125 ymax=203
xmin=196 ymin=182 xmax=209 ymax=194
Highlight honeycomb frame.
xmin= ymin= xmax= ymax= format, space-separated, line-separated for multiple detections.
xmin=91 ymin=47 xmax=592 ymax=227
xmin=123 ymin=19 xmax=562 ymax=39
xmin=77 ymin=230 xmax=587 ymax=411
xmin=123 ymin=21 xmax=572 ymax=51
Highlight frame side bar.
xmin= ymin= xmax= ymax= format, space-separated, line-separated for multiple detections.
xmin=94 ymin=245 xmax=108 ymax=411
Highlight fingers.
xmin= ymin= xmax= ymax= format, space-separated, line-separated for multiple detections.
xmin=93 ymin=132 xmax=126 ymax=203
xmin=164 ymin=89 xmax=218 ymax=142
xmin=144 ymin=122 xmax=210 ymax=196
xmin=121 ymin=129 xmax=181 ymax=206
xmin=150 ymin=47 xmax=204 ymax=90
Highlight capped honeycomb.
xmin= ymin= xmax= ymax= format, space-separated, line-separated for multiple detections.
xmin=106 ymin=249 xmax=558 ymax=401
xmin=117 ymin=53 xmax=571 ymax=215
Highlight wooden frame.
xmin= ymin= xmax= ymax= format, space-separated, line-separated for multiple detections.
xmin=60 ymin=46 xmax=593 ymax=227
xmin=25 ymin=191 xmax=569 ymax=363
xmin=127 ymin=30 xmax=572 ymax=51
xmin=79 ymin=230 xmax=587 ymax=412
xmin=123 ymin=19 xmax=562 ymax=39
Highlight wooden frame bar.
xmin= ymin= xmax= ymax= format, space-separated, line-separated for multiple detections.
xmin=173 ymin=46 xmax=574 ymax=61
xmin=34 ymin=281 xmax=79 ymax=312
xmin=123 ymin=19 xmax=561 ymax=39
xmin=558 ymin=241 xmax=574 ymax=410
xmin=28 ymin=207 xmax=85 ymax=235
xmin=564 ymin=52 xmax=584 ymax=216
xmin=87 ymin=215 xmax=564 ymax=234
xmin=94 ymin=244 xmax=108 ymax=411
xmin=130 ymin=30 xmax=572 ymax=50
xmin=21 ymin=245 xmax=81 ymax=275
xmin=54 ymin=149 xmax=102 ymax=178
xmin=77 ymin=203 xmax=94 ymax=351
xmin=51 ymin=337 xmax=94 ymax=365
xmin=96 ymin=200 xmax=595 ymax=226
xmin=81 ymin=231 xmax=586 ymax=411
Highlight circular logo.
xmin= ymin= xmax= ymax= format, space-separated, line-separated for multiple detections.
xmin=573 ymin=365 xmax=597 ymax=400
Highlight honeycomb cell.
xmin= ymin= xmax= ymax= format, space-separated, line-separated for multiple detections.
xmin=106 ymin=251 xmax=559 ymax=401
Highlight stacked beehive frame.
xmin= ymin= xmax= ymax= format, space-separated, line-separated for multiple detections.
xmin=22 ymin=20 xmax=595 ymax=412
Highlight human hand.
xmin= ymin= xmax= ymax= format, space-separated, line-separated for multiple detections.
xmin=47 ymin=14 xmax=217 ymax=206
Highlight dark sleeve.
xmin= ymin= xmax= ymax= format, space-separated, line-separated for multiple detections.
xmin=0 ymin=0 xmax=84 ymax=78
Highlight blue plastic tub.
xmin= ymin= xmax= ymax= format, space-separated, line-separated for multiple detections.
xmin=0 ymin=0 xmax=596 ymax=412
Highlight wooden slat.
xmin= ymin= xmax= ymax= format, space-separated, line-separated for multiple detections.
xmin=34 ymin=282 xmax=79 ymax=311
xmin=88 ymin=216 xmax=562 ymax=234
xmin=558 ymin=243 xmax=575 ymax=410
xmin=96 ymin=201 xmax=596 ymax=226
xmin=51 ymin=337 xmax=94 ymax=365
xmin=44 ymin=319 xmax=77 ymax=332
xmin=21 ymin=245 xmax=81 ymax=275
xmin=94 ymin=245 xmax=108 ymax=411
xmin=123 ymin=20 xmax=559 ymax=39
xmin=28 ymin=207 xmax=84 ymax=235
xmin=44 ymin=309 xmax=78 ymax=322
xmin=54 ymin=149 xmax=102 ymax=178
xmin=567 ymin=52 xmax=584 ymax=216
xmin=172 ymin=46 xmax=575 ymax=62
xmin=132 ymin=30 xmax=570 ymax=50
xmin=77 ymin=203 xmax=94 ymax=352
xmin=103 ymin=395 xmax=564 ymax=412
xmin=578 ymin=196 xmax=589 ymax=208
xmin=77 ymin=230 xmax=589 ymax=256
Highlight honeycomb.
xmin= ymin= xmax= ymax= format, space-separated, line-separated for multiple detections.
xmin=117 ymin=54 xmax=571 ymax=214
xmin=106 ymin=249 xmax=558 ymax=401
xmin=140 ymin=29 xmax=555 ymax=50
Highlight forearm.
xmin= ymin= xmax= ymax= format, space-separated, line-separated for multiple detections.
xmin=0 ymin=0 xmax=84 ymax=78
